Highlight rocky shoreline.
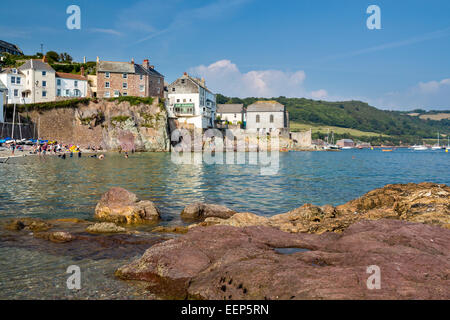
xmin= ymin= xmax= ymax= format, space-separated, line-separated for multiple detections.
xmin=2 ymin=182 xmax=449 ymax=299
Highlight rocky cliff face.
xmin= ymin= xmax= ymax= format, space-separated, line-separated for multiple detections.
xmin=25 ymin=98 xmax=170 ymax=151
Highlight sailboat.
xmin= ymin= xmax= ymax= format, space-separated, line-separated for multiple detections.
xmin=323 ymin=129 xmax=340 ymax=151
xmin=446 ymin=136 xmax=450 ymax=151
xmin=431 ymin=132 xmax=442 ymax=150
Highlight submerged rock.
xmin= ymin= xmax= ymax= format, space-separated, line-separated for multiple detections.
xmin=34 ymin=231 xmax=75 ymax=243
xmin=95 ymin=187 xmax=161 ymax=224
xmin=4 ymin=218 xmax=53 ymax=232
xmin=181 ymin=203 xmax=236 ymax=221
xmin=116 ymin=219 xmax=450 ymax=300
xmin=152 ymin=226 xmax=189 ymax=234
xmin=86 ymin=222 xmax=127 ymax=233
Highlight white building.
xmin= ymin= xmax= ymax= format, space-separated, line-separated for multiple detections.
xmin=0 ymin=80 xmax=6 ymax=123
xmin=167 ymin=73 xmax=216 ymax=129
xmin=18 ymin=58 xmax=56 ymax=103
xmin=245 ymin=101 xmax=289 ymax=133
xmin=56 ymin=72 xmax=88 ymax=98
xmin=216 ymin=104 xmax=244 ymax=125
xmin=0 ymin=67 xmax=30 ymax=104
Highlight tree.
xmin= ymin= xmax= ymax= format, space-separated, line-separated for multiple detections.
xmin=46 ymin=51 xmax=60 ymax=63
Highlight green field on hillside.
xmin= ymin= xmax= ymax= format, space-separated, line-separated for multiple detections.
xmin=290 ymin=122 xmax=389 ymax=137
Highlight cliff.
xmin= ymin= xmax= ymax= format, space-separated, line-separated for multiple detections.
xmin=23 ymin=98 xmax=170 ymax=151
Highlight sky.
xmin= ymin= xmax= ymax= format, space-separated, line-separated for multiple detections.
xmin=1 ymin=0 xmax=450 ymax=111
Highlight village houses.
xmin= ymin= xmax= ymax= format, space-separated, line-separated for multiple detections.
xmin=0 ymin=67 xmax=28 ymax=104
xmin=56 ymin=69 xmax=88 ymax=98
xmin=167 ymin=72 xmax=216 ymax=129
xmin=96 ymin=58 xmax=164 ymax=99
xmin=216 ymin=104 xmax=245 ymax=126
xmin=245 ymin=100 xmax=289 ymax=134
xmin=18 ymin=57 xmax=56 ymax=104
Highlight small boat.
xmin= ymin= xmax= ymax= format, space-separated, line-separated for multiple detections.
xmin=412 ymin=145 xmax=428 ymax=151
xmin=432 ymin=132 xmax=442 ymax=150
xmin=382 ymin=149 xmax=393 ymax=152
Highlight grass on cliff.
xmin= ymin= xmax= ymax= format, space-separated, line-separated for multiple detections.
xmin=7 ymin=98 xmax=91 ymax=113
xmin=107 ymin=96 xmax=154 ymax=106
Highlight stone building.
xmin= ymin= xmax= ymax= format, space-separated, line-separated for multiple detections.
xmin=0 ymin=40 xmax=23 ymax=56
xmin=96 ymin=58 xmax=164 ymax=99
xmin=167 ymin=72 xmax=216 ymax=129
xmin=245 ymin=101 xmax=289 ymax=134
xmin=216 ymin=104 xmax=244 ymax=125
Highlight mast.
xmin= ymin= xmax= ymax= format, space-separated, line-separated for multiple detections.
xmin=11 ymin=103 xmax=16 ymax=140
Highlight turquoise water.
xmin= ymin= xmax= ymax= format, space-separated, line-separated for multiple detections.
xmin=0 ymin=149 xmax=449 ymax=299
xmin=0 ymin=149 xmax=449 ymax=222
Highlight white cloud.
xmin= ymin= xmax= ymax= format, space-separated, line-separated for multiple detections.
xmin=372 ymin=78 xmax=450 ymax=110
xmin=89 ymin=28 xmax=123 ymax=36
xmin=189 ymin=59 xmax=326 ymax=98
xmin=310 ymin=89 xmax=328 ymax=99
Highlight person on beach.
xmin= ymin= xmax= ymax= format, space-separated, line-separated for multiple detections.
xmin=124 ymin=152 xmax=129 ymax=159
xmin=10 ymin=143 xmax=15 ymax=156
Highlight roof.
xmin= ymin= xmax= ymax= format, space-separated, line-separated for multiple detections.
xmin=18 ymin=59 xmax=54 ymax=72
xmin=0 ymin=40 xmax=23 ymax=55
xmin=134 ymin=63 xmax=164 ymax=77
xmin=56 ymin=72 xmax=87 ymax=81
xmin=0 ymin=79 xmax=7 ymax=91
xmin=217 ymin=104 xmax=244 ymax=113
xmin=247 ymin=101 xmax=285 ymax=112
xmin=97 ymin=61 xmax=135 ymax=73
xmin=0 ymin=67 xmax=24 ymax=75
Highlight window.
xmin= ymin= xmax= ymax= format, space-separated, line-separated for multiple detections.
xmin=157 ymin=87 xmax=160 ymax=94
xmin=11 ymin=76 xmax=15 ymax=84
xmin=176 ymin=99 xmax=180 ymax=103
xmin=158 ymin=78 xmax=161 ymax=84
xmin=140 ymin=75 xmax=143 ymax=80
xmin=74 ymin=81 xmax=78 ymax=87
xmin=104 ymin=91 xmax=110 ymax=98
xmin=12 ymin=68 xmax=17 ymax=74
xmin=57 ymin=79 xmax=61 ymax=86
xmin=114 ymin=90 xmax=120 ymax=97
xmin=123 ymin=73 xmax=127 ymax=79
xmin=123 ymin=82 xmax=127 ymax=89
xmin=234 ymin=114 xmax=237 ymax=118
xmin=256 ymin=115 xmax=260 ymax=123
xmin=183 ymin=99 xmax=186 ymax=102
xmin=42 ymin=71 xmax=47 ymax=76
xmin=14 ymin=89 xmax=18 ymax=97
xmin=105 ymin=82 xmax=110 ymax=88
xmin=181 ymin=79 xmax=185 ymax=84
xmin=74 ymin=89 xmax=80 ymax=97
xmin=172 ymin=88 xmax=175 ymax=92
xmin=42 ymin=91 xmax=47 ymax=97
xmin=42 ymin=81 xmax=47 ymax=87
xmin=270 ymin=114 xmax=274 ymax=123
xmin=16 ymin=77 xmax=20 ymax=84
xmin=57 ymin=89 xmax=61 ymax=96
xmin=139 ymin=85 xmax=145 ymax=92
xmin=66 ymin=90 xmax=70 ymax=96
xmin=105 ymin=72 xmax=110 ymax=78
xmin=123 ymin=92 xmax=127 ymax=96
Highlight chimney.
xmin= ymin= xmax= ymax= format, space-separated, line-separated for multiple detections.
xmin=201 ymin=77 xmax=205 ymax=86
xmin=143 ymin=59 xmax=149 ymax=69
xmin=96 ymin=56 xmax=100 ymax=63
xmin=150 ymin=65 xmax=154 ymax=69
xmin=83 ymin=56 xmax=86 ymax=63
xmin=81 ymin=66 xmax=85 ymax=77
xmin=183 ymin=72 xmax=187 ymax=76
xmin=131 ymin=58 xmax=134 ymax=64
xmin=42 ymin=55 xmax=47 ymax=63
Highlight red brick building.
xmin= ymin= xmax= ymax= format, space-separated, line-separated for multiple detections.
xmin=96 ymin=58 xmax=164 ymax=99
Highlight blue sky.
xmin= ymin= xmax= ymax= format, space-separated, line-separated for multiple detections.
xmin=1 ymin=0 xmax=450 ymax=110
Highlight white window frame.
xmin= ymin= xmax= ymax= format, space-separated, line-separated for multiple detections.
xmin=42 ymin=90 xmax=47 ymax=97
xmin=123 ymin=73 xmax=128 ymax=79
xmin=105 ymin=72 xmax=110 ymax=78
xmin=104 ymin=91 xmax=110 ymax=98
xmin=122 ymin=82 xmax=127 ymax=89
xmin=42 ymin=71 xmax=47 ymax=76
xmin=105 ymin=82 xmax=110 ymax=88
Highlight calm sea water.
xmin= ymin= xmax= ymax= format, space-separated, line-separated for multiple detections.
xmin=0 ymin=149 xmax=449 ymax=299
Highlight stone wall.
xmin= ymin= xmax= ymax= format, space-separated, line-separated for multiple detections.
xmin=23 ymin=98 xmax=170 ymax=151
xmin=291 ymin=129 xmax=312 ymax=148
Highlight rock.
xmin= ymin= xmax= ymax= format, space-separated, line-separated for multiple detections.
xmin=192 ymin=183 xmax=450 ymax=234
xmin=4 ymin=218 xmax=52 ymax=232
xmin=181 ymin=203 xmax=236 ymax=221
xmin=86 ymin=222 xmax=127 ymax=233
xmin=116 ymin=219 xmax=450 ymax=299
xmin=95 ymin=187 xmax=161 ymax=224
xmin=34 ymin=231 xmax=75 ymax=243
xmin=152 ymin=226 xmax=189 ymax=234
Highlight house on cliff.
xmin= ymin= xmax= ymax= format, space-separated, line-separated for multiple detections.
xmin=96 ymin=58 xmax=164 ymax=99
xmin=0 ymin=67 xmax=29 ymax=104
xmin=18 ymin=57 xmax=56 ymax=103
xmin=167 ymin=72 xmax=216 ymax=129
xmin=56 ymin=70 xmax=88 ymax=98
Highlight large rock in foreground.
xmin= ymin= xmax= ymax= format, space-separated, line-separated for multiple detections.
xmin=194 ymin=183 xmax=450 ymax=233
xmin=116 ymin=219 xmax=450 ymax=300
xmin=181 ymin=202 xmax=236 ymax=221
xmin=95 ymin=187 xmax=160 ymax=224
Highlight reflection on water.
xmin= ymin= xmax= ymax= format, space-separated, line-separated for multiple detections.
xmin=0 ymin=149 xmax=449 ymax=299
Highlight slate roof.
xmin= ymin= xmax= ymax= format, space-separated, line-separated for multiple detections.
xmin=247 ymin=101 xmax=285 ymax=112
xmin=134 ymin=63 xmax=164 ymax=77
xmin=0 ymin=40 xmax=23 ymax=55
xmin=217 ymin=104 xmax=244 ymax=113
xmin=18 ymin=59 xmax=54 ymax=72
xmin=97 ymin=61 xmax=135 ymax=73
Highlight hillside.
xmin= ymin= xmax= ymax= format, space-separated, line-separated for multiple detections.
xmin=217 ymin=94 xmax=450 ymax=144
